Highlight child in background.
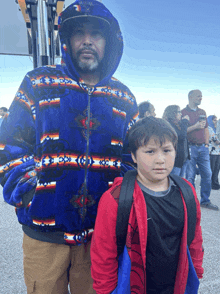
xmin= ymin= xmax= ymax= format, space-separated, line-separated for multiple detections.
xmin=91 ymin=116 xmax=203 ymax=294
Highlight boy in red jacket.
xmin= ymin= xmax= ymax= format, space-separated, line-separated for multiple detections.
xmin=91 ymin=117 xmax=204 ymax=294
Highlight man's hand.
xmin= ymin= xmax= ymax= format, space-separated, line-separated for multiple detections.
xmin=194 ymin=120 xmax=206 ymax=129
xmin=187 ymin=120 xmax=206 ymax=133
xmin=182 ymin=115 xmax=189 ymax=121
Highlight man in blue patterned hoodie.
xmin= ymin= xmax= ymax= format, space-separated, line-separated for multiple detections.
xmin=0 ymin=1 xmax=138 ymax=293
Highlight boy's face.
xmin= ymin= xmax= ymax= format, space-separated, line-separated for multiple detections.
xmin=131 ymin=137 xmax=176 ymax=187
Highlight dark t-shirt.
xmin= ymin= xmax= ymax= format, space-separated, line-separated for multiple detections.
xmin=169 ymin=119 xmax=189 ymax=167
xmin=138 ymin=179 xmax=184 ymax=294
xmin=181 ymin=105 xmax=208 ymax=144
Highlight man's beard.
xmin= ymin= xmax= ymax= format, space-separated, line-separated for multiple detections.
xmin=73 ymin=47 xmax=101 ymax=73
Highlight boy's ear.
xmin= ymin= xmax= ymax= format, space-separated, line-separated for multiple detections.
xmin=131 ymin=153 xmax=137 ymax=163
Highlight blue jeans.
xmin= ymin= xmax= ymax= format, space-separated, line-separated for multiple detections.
xmin=187 ymin=145 xmax=212 ymax=204
xmin=180 ymin=160 xmax=189 ymax=178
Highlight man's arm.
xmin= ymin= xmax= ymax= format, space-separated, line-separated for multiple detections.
xmin=204 ymin=127 xmax=210 ymax=145
xmin=121 ymin=94 xmax=139 ymax=174
xmin=0 ymin=75 xmax=37 ymax=206
xmin=187 ymin=120 xmax=206 ymax=133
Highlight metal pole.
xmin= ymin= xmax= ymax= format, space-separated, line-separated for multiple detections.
xmin=31 ymin=22 xmax=38 ymax=68
xmin=47 ymin=1 xmax=58 ymax=65
xmin=37 ymin=0 xmax=50 ymax=66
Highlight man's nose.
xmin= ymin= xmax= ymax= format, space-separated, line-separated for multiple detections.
xmin=83 ymin=33 xmax=92 ymax=45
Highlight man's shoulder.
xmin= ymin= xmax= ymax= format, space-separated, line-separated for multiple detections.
xmin=109 ymin=77 xmax=134 ymax=96
xmin=26 ymin=64 xmax=65 ymax=79
xmin=181 ymin=106 xmax=189 ymax=113
xmin=197 ymin=107 xmax=206 ymax=115
xmin=181 ymin=106 xmax=206 ymax=115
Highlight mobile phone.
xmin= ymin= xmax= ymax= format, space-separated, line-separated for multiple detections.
xmin=199 ymin=115 xmax=206 ymax=122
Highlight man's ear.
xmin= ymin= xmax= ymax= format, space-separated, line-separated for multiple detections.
xmin=131 ymin=152 xmax=137 ymax=163
xmin=144 ymin=111 xmax=150 ymax=117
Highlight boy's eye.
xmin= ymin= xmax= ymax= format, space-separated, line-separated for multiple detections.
xmin=145 ymin=150 xmax=154 ymax=154
xmin=164 ymin=149 xmax=171 ymax=153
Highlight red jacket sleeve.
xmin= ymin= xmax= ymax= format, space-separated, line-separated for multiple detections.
xmin=186 ymin=180 xmax=204 ymax=279
xmin=91 ymin=190 xmax=119 ymax=294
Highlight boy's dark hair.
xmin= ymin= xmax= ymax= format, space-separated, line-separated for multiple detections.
xmin=0 ymin=107 xmax=8 ymax=112
xmin=128 ymin=116 xmax=178 ymax=157
xmin=138 ymin=101 xmax=153 ymax=118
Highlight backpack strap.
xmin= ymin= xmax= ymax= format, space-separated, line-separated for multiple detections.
xmin=116 ymin=169 xmax=137 ymax=257
xmin=169 ymin=174 xmax=197 ymax=247
xmin=116 ymin=172 xmax=197 ymax=257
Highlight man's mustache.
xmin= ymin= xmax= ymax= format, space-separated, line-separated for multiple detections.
xmin=77 ymin=47 xmax=99 ymax=60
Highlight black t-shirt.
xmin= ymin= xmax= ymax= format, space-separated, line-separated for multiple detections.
xmin=138 ymin=179 xmax=184 ymax=294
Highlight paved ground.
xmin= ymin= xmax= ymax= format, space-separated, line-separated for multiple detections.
xmin=0 ymin=177 xmax=220 ymax=294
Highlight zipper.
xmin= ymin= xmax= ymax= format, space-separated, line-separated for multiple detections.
xmin=81 ymin=87 xmax=92 ymax=227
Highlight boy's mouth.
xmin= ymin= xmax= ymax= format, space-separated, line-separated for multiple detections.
xmin=153 ymin=168 xmax=166 ymax=172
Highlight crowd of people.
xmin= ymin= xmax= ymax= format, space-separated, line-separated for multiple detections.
xmin=0 ymin=0 xmax=219 ymax=293
xmin=139 ymin=90 xmax=219 ymax=212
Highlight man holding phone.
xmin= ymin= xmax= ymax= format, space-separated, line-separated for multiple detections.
xmin=182 ymin=89 xmax=219 ymax=210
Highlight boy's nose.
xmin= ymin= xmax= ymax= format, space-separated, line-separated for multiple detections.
xmin=156 ymin=152 xmax=165 ymax=163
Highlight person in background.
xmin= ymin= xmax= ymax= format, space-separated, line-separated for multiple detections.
xmin=138 ymin=101 xmax=156 ymax=118
xmin=0 ymin=107 xmax=8 ymax=127
xmin=208 ymin=115 xmax=220 ymax=190
xmin=0 ymin=1 xmax=138 ymax=293
xmin=162 ymin=105 xmax=190 ymax=176
xmin=181 ymin=89 xmax=218 ymax=211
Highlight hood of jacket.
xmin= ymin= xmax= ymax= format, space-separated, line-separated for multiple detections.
xmin=208 ymin=115 xmax=216 ymax=133
xmin=58 ymin=0 xmax=123 ymax=86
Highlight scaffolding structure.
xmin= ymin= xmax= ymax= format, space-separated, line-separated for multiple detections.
xmin=16 ymin=0 xmax=65 ymax=68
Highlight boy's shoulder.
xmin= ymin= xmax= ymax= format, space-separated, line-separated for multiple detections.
xmin=97 ymin=178 xmax=124 ymax=218
xmin=97 ymin=177 xmax=124 ymax=209
xmin=108 ymin=177 xmax=123 ymax=205
xmin=169 ymin=174 xmax=193 ymax=188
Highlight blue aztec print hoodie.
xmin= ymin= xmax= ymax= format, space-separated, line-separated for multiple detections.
xmin=0 ymin=0 xmax=138 ymax=245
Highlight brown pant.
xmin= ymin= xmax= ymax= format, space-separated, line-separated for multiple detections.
xmin=23 ymin=233 xmax=95 ymax=294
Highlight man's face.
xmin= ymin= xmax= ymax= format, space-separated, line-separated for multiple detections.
xmin=70 ymin=22 xmax=106 ymax=73
xmin=131 ymin=137 xmax=176 ymax=187
xmin=190 ymin=90 xmax=202 ymax=106
xmin=148 ymin=105 xmax=156 ymax=117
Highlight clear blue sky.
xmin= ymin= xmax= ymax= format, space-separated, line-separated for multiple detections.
xmin=0 ymin=0 xmax=220 ymax=117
